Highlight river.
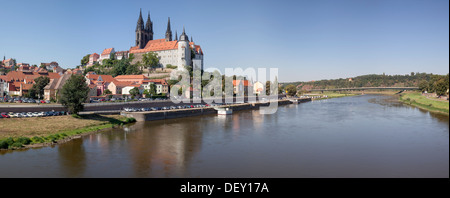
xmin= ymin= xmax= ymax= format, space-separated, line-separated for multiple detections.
xmin=0 ymin=95 xmax=448 ymax=178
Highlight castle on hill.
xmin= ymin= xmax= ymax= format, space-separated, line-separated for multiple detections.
xmin=88 ymin=10 xmax=204 ymax=71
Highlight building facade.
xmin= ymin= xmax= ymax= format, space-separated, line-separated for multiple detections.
xmin=91 ymin=10 xmax=204 ymax=70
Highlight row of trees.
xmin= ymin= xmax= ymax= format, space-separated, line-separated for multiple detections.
xmin=283 ymin=73 xmax=448 ymax=94
xmin=418 ymin=74 xmax=449 ymax=96
xmin=81 ymin=52 xmax=161 ymax=77
xmin=83 ymin=54 xmax=141 ymax=77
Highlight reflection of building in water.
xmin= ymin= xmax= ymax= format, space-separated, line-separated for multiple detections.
xmin=58 ymin=139 xmax=86 ymax=177
xmin=125 ymin=119 xmax=203 ymax=177
xmin=252 ymin=111 xmax=264 ymax=131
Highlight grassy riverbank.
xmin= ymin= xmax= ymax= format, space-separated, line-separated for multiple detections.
xmin=0 ymin=114 xmax=136 ymax=149
xmin=309 ymin=92 xmax=359 ymax=100
xmin=399 ymin=92 xmax=449 ymax=115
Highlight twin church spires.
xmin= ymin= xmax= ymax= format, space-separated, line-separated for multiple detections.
xmin=136 ymin=9 xmax=153 ymax=49
xmin=136 ymin=9 xmax=187 ymax=49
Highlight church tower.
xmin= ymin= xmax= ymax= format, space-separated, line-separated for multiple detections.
xmin=145 ymin=12 xmax=153 ymax=41
xmin=165 ymin=17 xmax=173 ymax=42
xmin=136 ymin=9 xmax=146 ymax=49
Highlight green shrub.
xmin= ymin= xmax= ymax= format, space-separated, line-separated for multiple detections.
xmin=125 ymin=117 xmax=137 ymax=123
xmin=60 ymin=133 xmax=67 ymax=137
xmin=10 ymin=142 xmax=23 ymax=148
xmin=4 ymin=137 xmax=14 ymax=145
xmin=0 ymin=141 xmax=8 ymax=149
xmin=46 ymin=135 xmax=58 ymax=143
xmin=15 ymin=137 xmax=31 ymax=145
xmin=72 ymin=114 xmax=82 ymax=118
xmin=31 ymin=136 xmax=45 ymax=143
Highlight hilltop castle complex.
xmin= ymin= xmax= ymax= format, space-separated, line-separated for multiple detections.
xmin=88 ymin=10 xmax=204 ymax=71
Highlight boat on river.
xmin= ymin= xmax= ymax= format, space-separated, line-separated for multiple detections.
xmin=215 ymin=107 xmax=233 ymax=115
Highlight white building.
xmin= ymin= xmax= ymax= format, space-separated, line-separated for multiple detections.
xmin=0 ymin=77 xmax=7 ymax=97
xmin=98 ymin=48 xmax=115 ymax=64
xmin=122 ymin=84 xmax=144 ymax=95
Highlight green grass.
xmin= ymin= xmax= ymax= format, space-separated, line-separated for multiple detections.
xmin=399 ymin=92 xmax=449 ymax=115
xmin=0 ymin=115 xmax=137 ymax=150
xmin=309 ymin=92 xmax=358 ymax=100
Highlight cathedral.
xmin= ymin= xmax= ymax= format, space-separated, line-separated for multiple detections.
xmin=92 ymin=10 xmax=204 ymax=71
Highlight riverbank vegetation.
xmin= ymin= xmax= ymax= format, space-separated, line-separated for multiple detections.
xmin=0 ymin=114 xmax=135 ymax=149
xmin=399 ymin=92 xmax=449 ymax=115
xmin=309 ymin=92 xmax=359 ymax=100
xmin=282 ymin=73 xmax=448 ymax=91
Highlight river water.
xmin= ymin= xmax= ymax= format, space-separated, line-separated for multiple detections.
xmin=0 ymin=95 xmax=448 ymax=178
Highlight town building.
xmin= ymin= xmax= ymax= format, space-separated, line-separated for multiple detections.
xmin=114 ymin=75 xmax=149 ymax=84
xmin=142 ymin=79 xmax=169 ymax=95
xmin=0 ymin=76 xmax=7 ymax=97
xmin=2 ymin=58 xmax=14 ymax=67
xmin=43 ymin=73 xmax=73 ymax=101
xmin=122 ymin=84 xmax=144 ymax=95
xmin=2 ymin=71 xmax=61 ymax=96
xmin=98 ymin=48 xmax=115 ymax=64
xmin=107 ymin=80 xmax=135 ymax=95
xmin=88 ymin=53 xmax=100 ymax=66
xmin=253 ymin=81 xmax=265 ymax=95
xmin=85 ymin=73 xmax=115 ymax=96
xmin=233 ymin=80 xmax=253 ymax=95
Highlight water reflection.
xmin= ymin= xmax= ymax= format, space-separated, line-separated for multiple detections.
xmin=124 ymin=119 xmax=204 ymax=177
xmin=0 ymin=95 xmax=448 ymax=178
xmin=58 ymin=139 xmax=86 ymax=177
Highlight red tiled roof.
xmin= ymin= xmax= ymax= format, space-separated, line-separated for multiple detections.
xmin=233 ymin=80 xmax=252 ymax=87
xmin=111 ymin=80 xmax=135 ymax=87
xmin=129 ymin=39 xmax=178 ymax=54
xmin=114 ymin=75 xmax=149 ymax=80
xmin=86 ymin=74 xmax=115 ymax=83
xmin=102 ymin=48 xmax=114 ymax=55
xmin=194 ymin=45 xmax=203 ymax=55
xmin=90 ymin=53 xmax=99 ymax=57
xmin=22 ymin=83 xmax=33 ymax=90
xmin=4 ymin=71 xmax=61 ymax=82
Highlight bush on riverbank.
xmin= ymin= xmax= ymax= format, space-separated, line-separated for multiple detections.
xmin=0 ymin=137 xmax=32 ymax=149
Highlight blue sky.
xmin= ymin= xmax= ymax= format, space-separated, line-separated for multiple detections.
xmin=0 ymin=0 xmax=448 ymax=82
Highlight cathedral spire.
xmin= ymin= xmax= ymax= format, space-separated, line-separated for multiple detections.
xmin=180 ymin=26 xmax=188 ymax=42
xmin=165 ymin=17 xmax=172 ymax=41
xmin=136 ymin=9 xmax=144 ymax=31
xmin=191 ymin=36 xmax=193 ymax=43
xmin=174 ymin=31 xmax=178 ymax=41
xmin=146 ymin=11 xmax=152 ymax=32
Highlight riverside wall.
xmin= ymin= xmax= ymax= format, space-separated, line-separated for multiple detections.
xmin=122 ymin=99 xmax=309 ymax=122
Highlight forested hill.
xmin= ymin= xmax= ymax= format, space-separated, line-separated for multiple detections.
xmin=282 ymin=73 xmax=449 ymax=91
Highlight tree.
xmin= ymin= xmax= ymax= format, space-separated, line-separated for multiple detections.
xmin=129 ymin=87 xmax=140 ymax=97
xmin=266 ymin=81 xmax=271 ymax=95
xmin=104 ymin=89 xmax=112 ymax=95
xmin=59 ymin=75 xmax=90 ymax=115
xmin=149 ymin=83 xmax=157 ymax=96
xmin=40 ymin=63 xmax=46 ymax=69
xmin=29 ymin=76 xmax=50 ymax=99
xmin=285 ymin=84 xmax=297 ymax=97
xmin=125 ymin=63 xmax=141 ymax=75
xmin=435 ymin=78 xmax=447 ymax=96
xmin=142 ymin=52 xmax=159 ymax=74
xmin=110 ymin=58 xmax=128 ymax=77
xmin=418 ymin=80 xmax=428 ymax=92
xmin=81 ymin=54 xmax=90 ymax=66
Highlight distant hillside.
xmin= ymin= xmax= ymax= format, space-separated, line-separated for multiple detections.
xmin=282 ymin=73 xmax=448 ymax=91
